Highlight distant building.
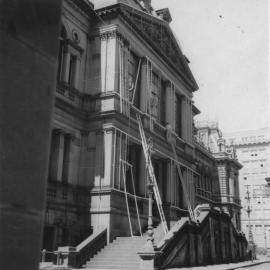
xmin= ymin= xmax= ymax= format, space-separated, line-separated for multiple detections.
xmin=224 ymin=127 xmax=270 ymax=250
xmin=195 ymin=121 xmax=242 ymax=231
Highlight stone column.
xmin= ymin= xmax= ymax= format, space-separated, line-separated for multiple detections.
xmin=77 ymin=131 xmax=90 ymax=186
xmin=114 ymin=131 xmax=121 ymax=189
xmin=162 ymin=160 xmax=169 ymax=204
xmin=165 ymin=81 xmax=172 ymax=126
xmin=139 ymin=58 xmax=148 ymax=113
xmin=181 ymin=169 xmax=187 ymax=209
xmin=187 ymin=98 xmax=191 ymax=143
xmin=94 ymin=130 xmax=113 ymax=187
xmin=138 ymin=148 xmax=146 ymax=197
xmin=190 ymin=100 xmax=193 ymax=143
xmin=100 ymin=32 xmax=107 ymax=92
xmin=181 ymin=96 xmax=187 ymax=141
xmin=187 ymin=99 xmax=190 ymax=143
xmin=229 ymin=223 xmax=235 ymax=260
xmin=61 ymin=46 xmax=70 ymax=83
xmin=197 ymin=234 xmax=203 ymax=264
xmin=94 ymin=132 xmax=104 ymax=187
xmin=188 ymin=170 xmax=195 ymax=209
xmin=103 ymin=130 xmax=113 ymax=186
xmin=171 ymin=163 xmax=176 ymax=206
xmin=209 ymin=217 xmax=217 ymax=264
xmin=100 ymin=26 xmax=119 ymax=93
xmin=219 ymin=217 xmax=226 ymax=261
xmin=171 ymin=84 xmax=175 ymax=131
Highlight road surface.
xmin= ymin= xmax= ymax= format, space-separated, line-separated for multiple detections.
xmin=233 ymin=261 xmax=270 ymax=270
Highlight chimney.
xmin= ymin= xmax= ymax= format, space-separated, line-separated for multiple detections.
xmin=140 ymin=0 xmax=152 ymax=12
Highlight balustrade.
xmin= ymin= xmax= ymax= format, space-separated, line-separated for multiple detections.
xmin=46 ymin=181 xmax=89 ymax=206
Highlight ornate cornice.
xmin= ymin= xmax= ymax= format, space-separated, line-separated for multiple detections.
xmin=65 ymin=0 xmax=95 ymax=19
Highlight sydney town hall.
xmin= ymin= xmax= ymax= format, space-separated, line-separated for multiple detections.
xmin=0 ymin=1 xmax=249 ymax=270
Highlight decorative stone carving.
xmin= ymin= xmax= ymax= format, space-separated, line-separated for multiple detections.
xmin=99 ymin=29 xmax=129 ymax=45
xmin=71 ymin=29 xmax=80 ymax=43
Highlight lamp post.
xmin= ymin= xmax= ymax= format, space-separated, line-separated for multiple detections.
xmin=138 ymin=138 xmax=158 ymax=270
xmin=245 ymin=185 xmax=255 ymax=259
xmin=146 ymin=138 xmax=155 ymax=249
xmin=146 ymin=178 xmax=155 ymax=248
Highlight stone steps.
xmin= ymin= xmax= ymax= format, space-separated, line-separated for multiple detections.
xmin=84 ymin=224 xmax=163 ymax=270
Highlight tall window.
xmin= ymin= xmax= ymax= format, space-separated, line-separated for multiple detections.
xmin=62 ymin=134 xmax=71 ymax=183
xmin=175 ymin=94 xmax=182 ymax=138
xmin=126 ymin=145 xmax=140 ymax=195
xmin=57 ymin=26 xmax=67 ymax=82
xmin=48 ymin=129 xmax=71 ymax=183
xmin=128 ymin=52 xmax=140 ymax=106
xmin=175 ymin=167 xmax=183 ymax=208
xmin=68 ymin=54 xmax=76 ymax=86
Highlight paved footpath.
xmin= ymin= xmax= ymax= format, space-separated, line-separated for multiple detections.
xmin=167 ymin=256 xmax=270 ymax=270
xmin=41 ymin=257 xmax=270 ymax=270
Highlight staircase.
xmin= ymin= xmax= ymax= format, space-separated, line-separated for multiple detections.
xmin=84 ymin=224 xmax=165 ymax=270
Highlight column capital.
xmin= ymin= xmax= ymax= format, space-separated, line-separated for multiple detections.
xmin=164 ymin=80 xmax=171 ymax=88
xmin=53 ymin=128 xmax=65 ymax=135
xmin=99 ymin=28 xmax=129 ymax=46
xmin=80 ymin=130 xmax=89 ymax=137
xmin=139 ymin=57 xmax=149 ymax=66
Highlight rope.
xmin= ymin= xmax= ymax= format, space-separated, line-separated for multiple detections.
xmin=171 ymin=143 xmax=195 ymax=222
xmin=131 ymin=58 xmax=141 ymax=104
xmin=122 ymin=159 xmax=133 ymax=237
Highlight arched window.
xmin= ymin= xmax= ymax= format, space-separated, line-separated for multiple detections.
xmin=57 ymin=26 xmax=67 ymax=82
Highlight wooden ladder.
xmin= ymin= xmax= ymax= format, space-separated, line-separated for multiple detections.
xmin=136 ymin=114 xmax=168 ymax=234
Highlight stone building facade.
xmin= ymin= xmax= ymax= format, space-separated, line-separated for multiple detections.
xmin=41 ymin=0 xmax=247 ymax=268
xmin=224 ymin=127 xmax=270 ymax=251
xmin=195 ymin=121 xmax=242 ymax=230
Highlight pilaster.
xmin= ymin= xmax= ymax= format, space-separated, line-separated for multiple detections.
xmin=99 ymin=25 xmax=131 ymax=94
xmin=50 ymin=130 xmax=65 ymax=182
xmin=62 ymin=134 xmax=72 ymax=183
xmin=100 ymin=26 xmax=121 ymax=93
xmin=61 ymin=47 xmax=70 ymax=83
xmin=139 ymin=148 xmax=146 ymax=197
xmin=94 ymin=132 xmax=104 ymax=187
xmin=73 ymin=56 xmax=81 ymax=89
xmin=103 ymin=130 xmax=113 ymax=186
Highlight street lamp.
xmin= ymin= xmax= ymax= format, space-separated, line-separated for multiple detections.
xmin=145 ymin=137 xmax=155 ymax=249
xmin=245 ymin=185 xmax=256 ymax=259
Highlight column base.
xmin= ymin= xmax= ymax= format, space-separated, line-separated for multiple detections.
xmin=138 ymin=242 xmax=161 ymax=270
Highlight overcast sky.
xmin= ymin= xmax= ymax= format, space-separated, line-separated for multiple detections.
xmin=152 ymin=0 xmax=269 ymax=133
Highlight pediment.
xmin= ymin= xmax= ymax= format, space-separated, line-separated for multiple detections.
xmin=96 ymin=3 xmax=198 ymax=91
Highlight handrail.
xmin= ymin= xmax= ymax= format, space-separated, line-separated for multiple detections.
xmin=74 ymin=228 xmax=107 ymax=267
xmin=155 ymin=217 xmax=191 ymax=268
xmin=49 ymin=228 xmax=108 ymax=268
